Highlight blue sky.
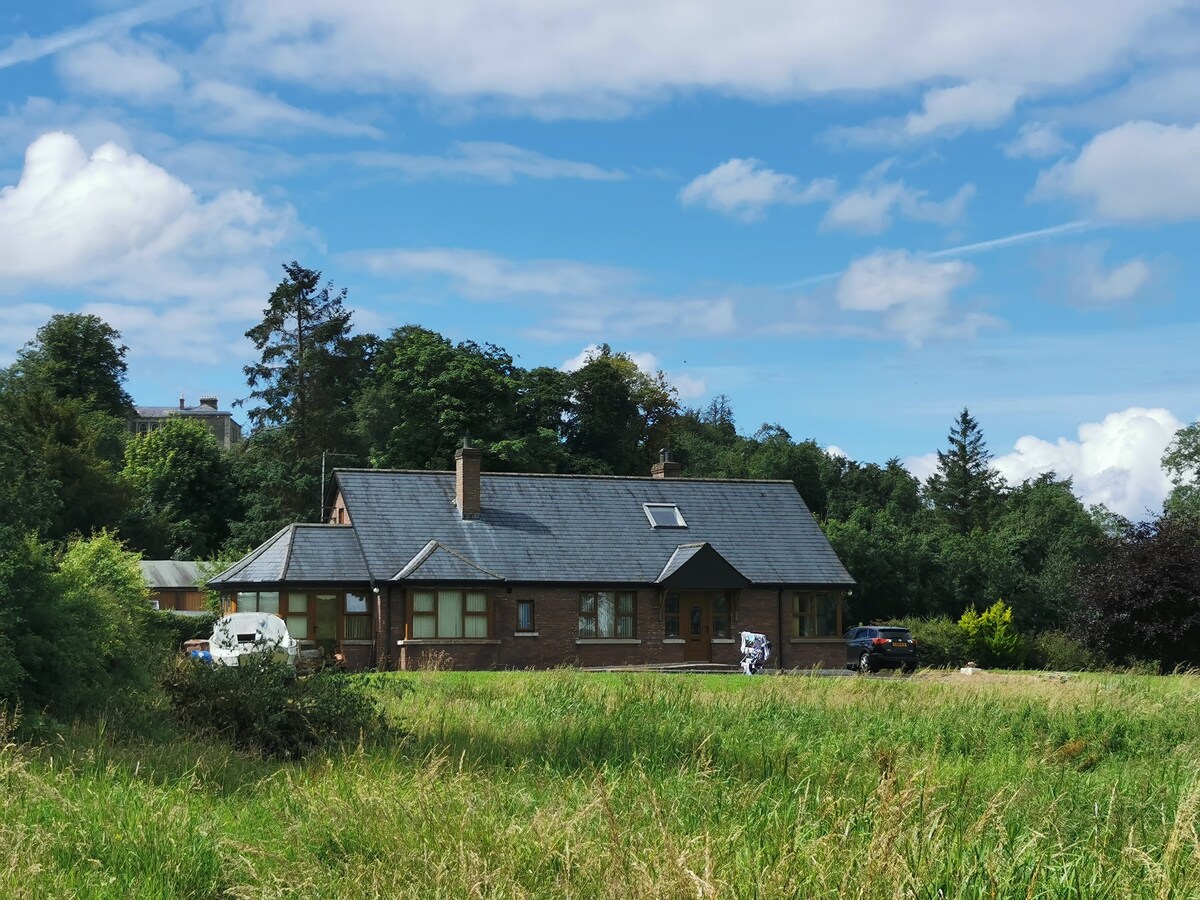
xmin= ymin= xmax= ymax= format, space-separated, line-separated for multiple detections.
xmin=2 ymin=1 xmax=1197 ymax=518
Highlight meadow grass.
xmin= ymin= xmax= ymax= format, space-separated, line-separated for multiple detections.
xmin=2 ymin=669 xmax=1199 ymax=898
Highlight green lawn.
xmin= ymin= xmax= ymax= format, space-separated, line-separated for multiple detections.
xmin=3 ymin=669 xmax=1199 ymax=899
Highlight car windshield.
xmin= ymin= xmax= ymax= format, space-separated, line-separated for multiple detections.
xmin=877 ymin=628 xmax=913 ymax=640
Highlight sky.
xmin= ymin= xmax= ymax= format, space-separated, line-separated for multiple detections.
xmin=1 ymin=1 xmax=1197 ymax=520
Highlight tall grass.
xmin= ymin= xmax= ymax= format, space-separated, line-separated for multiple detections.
xmin=2 ymin=670 xmax=1199 ymax=898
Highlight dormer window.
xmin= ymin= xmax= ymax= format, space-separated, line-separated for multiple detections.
xmin=643 ymin=503 xmax=686 ymax=528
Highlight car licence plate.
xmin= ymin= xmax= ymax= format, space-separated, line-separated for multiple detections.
xmin=891 ymin=641 xmax=907 ymax=648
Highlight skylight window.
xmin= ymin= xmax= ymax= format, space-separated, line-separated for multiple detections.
xmin=643 ymin=503 xmax=686 ymax=528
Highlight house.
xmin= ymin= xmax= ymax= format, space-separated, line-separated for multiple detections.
xmin=140 ymin=560 xmax=209 ymax=615
xmin=129 ymin=396 xmax=243 ymax=449
xmin=208 ymin=448 xmax=856 ymax=671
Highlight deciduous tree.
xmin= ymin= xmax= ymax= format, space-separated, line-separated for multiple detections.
xmin=11 ymin=313 xmax=134 ymax=419
xmin=1073 ymin=513 xmax=1200 ymax=671
xmin=1163 ymin=421 xmax=1200 ymax=520
xmin=123 ymin=417 xmax=234 ymax=558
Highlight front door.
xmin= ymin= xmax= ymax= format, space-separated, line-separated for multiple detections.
xmin=314 ymin=593 xmax=339 ymax=651
xmin=684 ymin=594 xmax=711 ymax=662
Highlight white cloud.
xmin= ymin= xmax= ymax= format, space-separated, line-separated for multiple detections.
xmin=1004 ymin=122 xmax=1070 ymax=159
xmin=823 ymin=181 xmax=975 ymax=234
xmin=191 ymin=81 xmax=383 ymax=138
xmin=835 ymin=250 xmax=994 ymax=345
xmin=0 ymin=301 xmax=58 ymax=359
xmin=1078 ymin=256 xmax=1152 ymax=305
xmin=214 ymin=1 xmax=1182 ymax=114
xmin=684 ymin=158 xmax=973 ymax=231
xmin=57 ymin=38 xmax=182 ymax=101
xmin=0 ymin=0 xmax=200 ymax=70
xmin=1040 ymin=244 xmax=1157 ymax=309
xmin=560 ymin=344 xmax=660 ymax=375
xmin=0 ymin=131 xmax=296 ymax=361
xmin=350 ymin=247 xmax=636 ymax=299
xmin=1086 ymin=258 xmax=1152 ymax=302
xmin=1057 ymin=67 xmax=1200 ymax=128
xmin=905 ymin=81 xmax=1022 ymax=136
xmin=993 ymin=407 xmax=1181 ymax=519
xmin=904 ymin=407 xmax=1182 ymax=519
xmin=350 ymin=245 xmax=736 ymax=343
xmin=671 ymin=373 xmax=708 ymax=400
xmin=348 ymin=142 xmax=624 ymax=183
xmin=1035 ymin=121 xmax=1200 ymax=222
xmin=679 ymin=158 xmax=834 ymax=221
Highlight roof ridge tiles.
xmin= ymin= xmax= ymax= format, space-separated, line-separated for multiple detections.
xmin=334 ymin=467 xmax=795 ymax=485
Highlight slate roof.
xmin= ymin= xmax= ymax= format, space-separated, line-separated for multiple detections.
xmin=395 ymin=541 xmax=505 ymax=581
xmin=655 ymin=542 xmax=751 ymax=589
xmin=212 ymin=469 xmax=855 ymax=589
xmin=214 ymin=524 xmax=370 ymax=585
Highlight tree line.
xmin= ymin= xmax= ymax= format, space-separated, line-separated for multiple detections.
xmin=2 ymin=260 xmax=1199 ymax=701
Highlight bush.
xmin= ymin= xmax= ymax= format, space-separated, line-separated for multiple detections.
xmin=959 ymin=600 xmax=1024 ymax=668
xmin=884 ymin=616 xmax=967 ymax=668
xmin=1025 ymin=630 xmax=1103 ymax=672
xmin=149 ymin=610 xmax=217 ymax=650
xmin=161 ymin=655 xmax=384 ymax=759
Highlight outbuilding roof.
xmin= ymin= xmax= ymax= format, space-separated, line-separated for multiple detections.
xmin=140 ymin=560 xmax=200 ymax=590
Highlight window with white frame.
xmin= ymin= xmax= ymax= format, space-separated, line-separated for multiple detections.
xmin=643 ymin=503 xmax=686 ymax=528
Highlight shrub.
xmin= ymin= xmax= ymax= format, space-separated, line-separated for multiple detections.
xmin=161 ymin=655 xmax=384 ymax=759
xmin=959 ymin=600 xmax=1024 ymax=668
xmin=884 ymin=616 xmax=966 ymax=667
xmin=1025 ymin=630 xmax=1103 ymax=672
xmin=149 ymin=610 xmax=217 ymax=650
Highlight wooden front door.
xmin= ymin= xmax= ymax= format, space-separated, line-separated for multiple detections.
xmin=684 ymin=593 xmax=711 ymax=662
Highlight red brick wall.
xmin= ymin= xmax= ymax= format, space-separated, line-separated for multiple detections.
xmin=370 ymin=585 xmax=846 ymax=672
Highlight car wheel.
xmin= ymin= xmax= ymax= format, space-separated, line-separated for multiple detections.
xmin=858 ymin=651 xmax=873 ymax=674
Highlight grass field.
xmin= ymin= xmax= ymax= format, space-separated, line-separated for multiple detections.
xmin=3 ymin=669 xmax=1199 ymax=899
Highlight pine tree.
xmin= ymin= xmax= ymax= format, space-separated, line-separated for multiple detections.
xmin=925 ymin=407 xmax=1002 ymax=534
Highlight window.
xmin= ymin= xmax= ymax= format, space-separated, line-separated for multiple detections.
xmin=793 ymin=592 xmax=841 ymax=638
xmin=712 ymin=593 xmax=730 ymax=639
xmin=287 ymin=592 xmax=310 ymax=640
xmin=643 ymin=503 xmax=686 ymax=528
xmin=233 ymin=590 xmax=371 ymax=641
xmin=517 ymin=600 xmax=535 ymax=632
xmin=579 ymin=591 xmax=636 ymax=638
xmin=345 ymin=592 xmax=370 ymax=640
xmin=664 ymin=593 xmax=680 ymax=638
xmin=410 ymin=589 xmax=490 ymax=639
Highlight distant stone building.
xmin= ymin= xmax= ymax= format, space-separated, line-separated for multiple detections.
xmin=128 ymin=396 xmax=243 ymax=449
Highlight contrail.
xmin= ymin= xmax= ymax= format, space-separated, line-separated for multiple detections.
xmin=776 ymin=220 xmax=1097 ymax=290
xmin=0 ymin=0 xmax=205 ymax=69
xmin=927 ymin=220 xmax=1094 ymax=258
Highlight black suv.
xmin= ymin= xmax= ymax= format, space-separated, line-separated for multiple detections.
xmin=845 ymin=626 xmax=918 ymax=673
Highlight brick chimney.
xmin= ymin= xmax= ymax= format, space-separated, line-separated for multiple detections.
xmin=179 ymin=395 xmax=186 ymax=410
xmin=199 ymin=396 xmax=218 ymax=409
xmin=651 ymin=448 xmax=681 ymax=479
xmin=455 ymin=443 xmax=482 ymax=519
